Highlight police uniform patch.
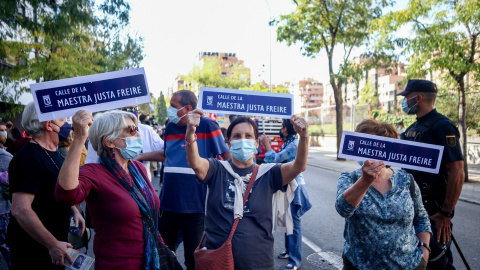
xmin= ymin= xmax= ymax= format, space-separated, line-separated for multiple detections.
xmin=446 ymin=135 xmax=456 ymax=147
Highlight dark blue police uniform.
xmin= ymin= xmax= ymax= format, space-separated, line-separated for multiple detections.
xmin=400 ymin=108 xmax=464 ymax=270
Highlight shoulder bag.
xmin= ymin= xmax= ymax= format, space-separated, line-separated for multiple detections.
xmin=194 ymin=164 xmax=259 ymax=270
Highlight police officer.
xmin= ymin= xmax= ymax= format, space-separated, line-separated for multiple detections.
xmin=398 ymin=79 xmax=465 ymax=270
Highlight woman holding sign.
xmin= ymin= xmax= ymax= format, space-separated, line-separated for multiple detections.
xmin=185 ymin=111 xmax=309 ymax=270
xmin=55 ymin=110 xmax=180 ymax=270
xmin=335 ymin=119 xmax=432 ymax=270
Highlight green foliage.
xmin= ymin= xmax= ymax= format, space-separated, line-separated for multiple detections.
xmin=0 ymin=0 xmax=144 ymax=118
xmin=276 ymin=0 xmax=393 ymax=153
xmin=372 ymin=109 xmax=416 ymax=128
xmin=434 ymin=87 xmax=458 ymax=124
xmin=375 ymin=0 xmax=480 ymax=165
xmin=240 ymin=82 xmax=290 ymax=93
xmin=308 ymin=123 xmax=352 ymax=135
xmin=182 ymin=57 xmax=250 ymax=93
xmin=358 ymin=79 xmax=378 ymax=106
xmin=155 ymin=91 xmax=168 ymax=125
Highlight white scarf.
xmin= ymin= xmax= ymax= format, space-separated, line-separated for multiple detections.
xmin=218 ymin=161 xmax=276 ymax=219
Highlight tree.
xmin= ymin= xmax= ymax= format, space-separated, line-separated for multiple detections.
xmin=182 ymin=57 xmax=250 ymax=93
xmin=276 ymin=0 xmax=391 ymax=158
xmin=358 ymin=79 xmax=378 ymax=117
xmin=377 ymin=0 xmax=480 ymax=181
xmin=0 ymin=0 xmax=144 ymax=118
xmin=137 ymin=93 xmax=155 ymax=120
xmin=240 ymin=82 xmax=290 ymax=93
xmin=155 ymin=91 xmax=168 ymax=125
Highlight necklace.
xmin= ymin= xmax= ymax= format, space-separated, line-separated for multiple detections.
xmin=32 ymin=138 xmax=64 ymax=171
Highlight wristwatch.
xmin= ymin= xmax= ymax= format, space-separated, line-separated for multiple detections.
xmin=439 ymin=210 xmax=454 ymax=218
xmin=418 ymin=242 xmax=431 ymax=253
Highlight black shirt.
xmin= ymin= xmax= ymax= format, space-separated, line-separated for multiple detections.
xmin=400 ymin=109 xmax=464 ymax=212
xmin=7 ymin=142 xmax=70 ymax=259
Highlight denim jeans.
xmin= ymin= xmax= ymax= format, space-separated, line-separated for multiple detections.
xmin=158 ymin=211 xmax=205 ymax=270
xmin=284 ymin=204 xmax=302 ymax=267
xmin=0 ymin=213 xmax=12 ymax=270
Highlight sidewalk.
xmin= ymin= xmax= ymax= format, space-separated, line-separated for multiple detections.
xmin=308 ymin=146 xmax=480 ymax=205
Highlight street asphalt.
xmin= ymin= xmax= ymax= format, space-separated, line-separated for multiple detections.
xmin=1 ymin=145 xmax=478 ymax=269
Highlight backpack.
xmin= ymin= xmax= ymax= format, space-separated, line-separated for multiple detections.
xmin=350 ymin=170 xmax=416 ymax=199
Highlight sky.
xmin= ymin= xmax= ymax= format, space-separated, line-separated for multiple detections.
xmin=13 ymin=0 xmax=409 ymax=105
xmin=128 ymin=0 xmax=332 ymax=98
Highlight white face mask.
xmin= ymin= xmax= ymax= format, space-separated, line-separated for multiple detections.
xmin=230 ymin=139 xmax=257 ymax=162
xmin=0 ymin=131 xmax=7 ymax=140
xmin=167 ymin=106 xmax=186 ymax=124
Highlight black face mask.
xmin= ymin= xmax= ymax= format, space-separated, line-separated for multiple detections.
xmin=6 ymin=124 xmax=12 ymax=129
xmin=57 ymin=122 xmax=72 ymax=141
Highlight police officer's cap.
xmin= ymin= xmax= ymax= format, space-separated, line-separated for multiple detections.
xmin=397 ymin=79 xmax=437 ymax=96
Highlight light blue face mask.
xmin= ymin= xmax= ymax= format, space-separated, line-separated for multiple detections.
xmin=116 ymin=136 xmax=143 ymax=160
xmin=230 ymin=139 xmax=257 ymax=162
xmin=167 ymin=106 xmax=186 ymax=124
xmin=401 ymin=95 xmax=418 ymax=115
xmin=357 ymin=160 xmax=365 ymax=166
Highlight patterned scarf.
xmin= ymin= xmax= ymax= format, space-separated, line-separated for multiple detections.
xmin=281 ymin=134 xmax=297 ymax=151
xmin=100 ymin=156 xmax=176 ymax=270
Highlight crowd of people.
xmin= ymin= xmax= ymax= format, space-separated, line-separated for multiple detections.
xmin=0 ymin=79 xmax=465 ymax=270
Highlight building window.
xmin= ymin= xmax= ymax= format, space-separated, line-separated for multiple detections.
xmin=221 ymin=72 xmax=226 ymax=77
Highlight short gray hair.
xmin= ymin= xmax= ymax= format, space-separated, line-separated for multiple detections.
xmin=174 ymin=90 xmax=197 ymax=109
xmin=89 ymin=110 xmax=138 ymax=158
xmin=22 ymin=102 xmax=45 ymax=138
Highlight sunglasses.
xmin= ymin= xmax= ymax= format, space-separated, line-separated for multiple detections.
xmin=116 ymin=125 xmax=139 ymax=136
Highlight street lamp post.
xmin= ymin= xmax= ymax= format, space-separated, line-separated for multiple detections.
xmin=303 ymin=94 xmax=308 ymax=121
xmin=265 ymin=0 xmax=272 ymax=92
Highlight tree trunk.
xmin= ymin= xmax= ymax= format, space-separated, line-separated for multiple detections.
xmin=456 ymin=78 xmax=469 ymax=182
xmin=332 ymin=80 xmax=344 ymax=160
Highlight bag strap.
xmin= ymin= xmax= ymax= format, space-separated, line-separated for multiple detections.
xmin=226 ymin=164 xmax=259 ymax=241
xmin=408 ymin=174 xmax=415 ymax=199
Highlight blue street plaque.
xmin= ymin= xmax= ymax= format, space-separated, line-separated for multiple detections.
xmin=199 ymin=87 xmax=294 ymax=118
xmin=31 ymin=68 xmax=151 ymax=121
xmin=339 ymin=131 xmax=444 ymax=173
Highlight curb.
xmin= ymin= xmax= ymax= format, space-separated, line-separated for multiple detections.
xmin=458 ymin=197 xmax=480 ymax=206
xmin=306 ymin=163 xmax=351 ymax=174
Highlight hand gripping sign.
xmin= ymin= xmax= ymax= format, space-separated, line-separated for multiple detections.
xmin=30 ymin=68 xmax=151 ymax=122
xmin=339 ymin=131 xmax=444 ymax=174
xmin=199 ymin=87 xmax=294 ymax=118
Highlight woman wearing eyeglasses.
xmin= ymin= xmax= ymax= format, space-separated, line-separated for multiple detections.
xmin=55 ymin=110 xmax=180 ymax=270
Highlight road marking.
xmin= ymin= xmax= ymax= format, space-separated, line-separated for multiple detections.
xmin=302 ymin=236 xmax=343 ymax=269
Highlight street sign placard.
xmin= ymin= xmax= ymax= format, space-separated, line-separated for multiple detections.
xmin=339 ymin=131 xmax=444 ymax=173
xmin=199 ymin=87 xmax=294 ymax=118
xmin=30 ymin=68 xmax=151 ymax=121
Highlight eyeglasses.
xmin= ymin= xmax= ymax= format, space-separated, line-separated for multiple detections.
xmin=116 ymin=125 xmax=139 ymax=136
